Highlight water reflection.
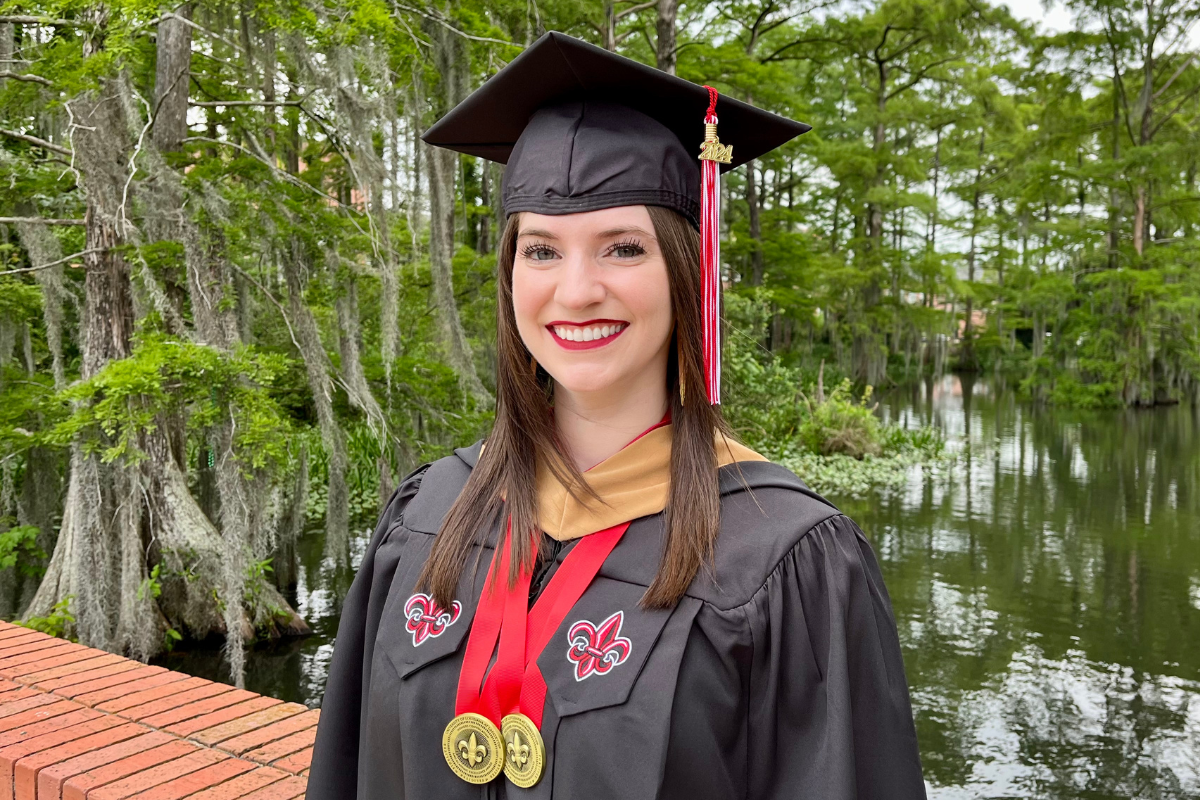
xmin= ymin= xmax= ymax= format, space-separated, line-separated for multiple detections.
xmin=158 ymin=375 xmax=1200 ymax=798
xmin=848 ymin=375 xmax=1200 ymax=799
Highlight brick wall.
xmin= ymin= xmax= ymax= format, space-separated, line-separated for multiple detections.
xmin=0 ymin=621 xmax=316 ymax=800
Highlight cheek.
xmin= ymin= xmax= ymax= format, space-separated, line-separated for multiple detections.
xmin=619 ymin=263 xmax=673 ymax=340
xmin=511 ymin=268 xmax=551 ymax=339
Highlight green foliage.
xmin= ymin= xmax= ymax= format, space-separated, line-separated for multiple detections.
xmin=48 ymin=335 xmax=296 ymax=473
xmin=0 ymin=525 xmax=48 ymax=578
xmin=797 ymin=380 xmax=882 ymax=458
xmin=137 ymin=563 xmax=164 ymax=602
xmin=18 ymin=597 xmax=75 ymax=641
xmin=723 ymin=293 xmax=948 ymax=494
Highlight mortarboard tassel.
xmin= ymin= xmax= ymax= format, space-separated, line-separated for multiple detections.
xmin=699 ymin=86 xmax=732 ymax=405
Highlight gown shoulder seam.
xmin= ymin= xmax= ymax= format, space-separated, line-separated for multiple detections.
xmin=701 ymin=513 xmax=853 ymax=612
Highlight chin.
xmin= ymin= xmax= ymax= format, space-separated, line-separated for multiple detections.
xmin=550 ymin=367 xmax=623 ymax=396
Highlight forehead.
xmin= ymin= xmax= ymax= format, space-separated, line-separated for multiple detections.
xmin=517 ymin=206 xmax=654 ymax=238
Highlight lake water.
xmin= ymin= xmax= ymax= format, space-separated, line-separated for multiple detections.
xmin=157 ymin=375 xmax=1200 ymax=799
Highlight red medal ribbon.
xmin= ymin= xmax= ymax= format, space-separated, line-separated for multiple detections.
xmin=452 ymin=520 xmax=632 ymax=728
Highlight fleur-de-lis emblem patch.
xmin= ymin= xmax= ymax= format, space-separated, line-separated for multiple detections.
xmin=566 ymin=610 xmax=632 ymax=681
xmin=404 ymin=593 xmax=462 ymax=647
xmin=458 ymin=732 xmax=487 ymax=767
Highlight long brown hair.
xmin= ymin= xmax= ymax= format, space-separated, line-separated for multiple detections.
xmin=417 ymin=205 xmax=727 ymax=610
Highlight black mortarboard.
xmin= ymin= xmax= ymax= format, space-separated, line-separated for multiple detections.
xmin=422 ymin=31 xmax=811 ymax=405
xmin=421 ymin=31 xmax=810 ymax=226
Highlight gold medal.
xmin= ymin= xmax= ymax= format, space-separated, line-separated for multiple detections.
xmin=501 ymin=713 xmax=546 ymax=788
xmin=442 ymin=712 xmax=505 ymax=784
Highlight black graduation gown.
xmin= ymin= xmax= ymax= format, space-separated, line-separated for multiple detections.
xmin=306 ymin=442 xmax=927 ymax=799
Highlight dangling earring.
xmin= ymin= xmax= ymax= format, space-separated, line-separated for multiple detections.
xmin=677 ymin=341 xmax=686 ymax=406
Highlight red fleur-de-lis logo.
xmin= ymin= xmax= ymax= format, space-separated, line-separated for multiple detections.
xmin=404 ymin=593 xmax=462 ymax=646
xmin=566 ymin=611 xmax=632 ymax=681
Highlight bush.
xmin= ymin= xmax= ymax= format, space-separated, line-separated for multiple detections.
xmin=797 ymin=375 xmax=882 ymax=458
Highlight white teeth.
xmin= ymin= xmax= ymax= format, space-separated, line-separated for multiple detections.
xmin=554 ymin=323 xmax=625 ymax=341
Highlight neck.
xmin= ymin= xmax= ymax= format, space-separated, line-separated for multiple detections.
xmin=553 ymin=372 xmax=669 ymax=472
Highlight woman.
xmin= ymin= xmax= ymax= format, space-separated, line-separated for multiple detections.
xmin=307 ymin=32 xmax=926 ymax=800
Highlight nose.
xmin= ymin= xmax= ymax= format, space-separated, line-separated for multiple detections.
xmin=554 ymin=252 xmax=607 ymax=311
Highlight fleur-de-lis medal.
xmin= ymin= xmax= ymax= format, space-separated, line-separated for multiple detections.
xmin=459 ymin=733 xmax=487 ymax=767
xmin=501 ymin=713 xmax=546 ymax=788
xmin=442 ymin=712 xmax=504 ymax=784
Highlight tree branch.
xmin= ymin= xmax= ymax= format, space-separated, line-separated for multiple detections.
xmin=190 ymin=100 xmax=307 ymax=107
xmin=0 ymin=15 xmax=73 ymax=26
xmin=1148 ymin=79 xmax=1200 ymax=139
xmin=0 ymin=71 xmax=52 ymax=85
xmin=614 ymin=0 xmax=656 ymax=21
xmin=0 ymin=248 xmax=103 ymax=276
xmin=0 ymin=128 xmax=72 ymax=156
xmin=1152 ymin=51 xmax=1197 ymax=102
xmin=0 ymin=216 xmax=86 ymax=226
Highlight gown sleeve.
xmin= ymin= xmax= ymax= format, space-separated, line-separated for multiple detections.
xmin=745 ymin=514 xmax=926 ymax=800
xmin=305 ymin=466 xmax=429 ymax=800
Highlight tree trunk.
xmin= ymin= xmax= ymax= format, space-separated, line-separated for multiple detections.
xmin=284 ymin=238 xmax=351 ymax=564
xmin=962 ymin=130 xmax=985 ymax=371
xmin=425 ymin=19 xmax=491 ymax=403
xmin=656 ymin=0 xmax=678 ymax=75
xmin=152 ymin=7 xmax=191 ymax=155
xmin=747 ymin=160 xmax=764 ymax=285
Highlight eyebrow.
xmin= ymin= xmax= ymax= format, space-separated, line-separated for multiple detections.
xmin=517 ymin=228 xmax=558 ymax=239
xmin=597 ymin=227 xmax=654 ymax=239
xmin=515 ymin=225 xmax=657 ymax=240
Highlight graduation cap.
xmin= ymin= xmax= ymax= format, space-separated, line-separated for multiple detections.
xmin=422 ymin=31 xmax=811 ymax=405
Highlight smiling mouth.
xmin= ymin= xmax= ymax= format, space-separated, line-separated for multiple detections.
xmin=547 ymin=321 xmax=628 ymax=350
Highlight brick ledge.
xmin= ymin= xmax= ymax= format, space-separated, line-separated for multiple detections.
xmin=0 ymin=621 xmax=313 ymax=800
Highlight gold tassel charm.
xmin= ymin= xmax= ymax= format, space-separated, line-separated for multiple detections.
xmin=698 ymin=122 xmax=733 ymax=164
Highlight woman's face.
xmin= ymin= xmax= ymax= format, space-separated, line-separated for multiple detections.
xmin=512 ymin=205 xmax=673 ymax=399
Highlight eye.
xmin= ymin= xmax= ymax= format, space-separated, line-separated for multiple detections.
xmin=521 ymin=243 xmax=558 ymax=262
xmin=608 ymin=240 xmax=645 ymax=259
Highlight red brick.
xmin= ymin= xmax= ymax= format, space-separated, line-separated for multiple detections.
xmin=241 ymin=728 xmax=316 ymax=765
xmin=85 ymin=747 xmax=228 ymax=800
xmin=214 ymin=710 xmax=318 ymax=756
xmin=56 ymin=665 xmax=167 ymax=700
xmin=0 ymin=700 xmax=83 ymax=734
xmin=0 ymin=640 xmax=77 ymax=664
xmin=17 ymin=654 xmax=122 ymax=684
xmin=235 ymin=776 xmax=306 ymax=800
xmin=0 ymin=643 xmax=80 ymax=670
xmin=11 ymin=723 xmax=148 ymax=800
xmin=0 ymin=692 xmax=59 ymax=720
xmin=124 ymin=756 xmax=256 ymax=800
xmin=0 ymin=647 xmax=102 ymax=679
xmin=190 ymin=704 xmax=307 ymax=747
xmin=268 ymin=748 xmax=312 ymax=776
xmin=35 ymin=659 xmax=142 ymax=693
xmin=0 ymin=636 xmax=57 ymax=657
xmin=57 ymin=740 xmax=197 ymax=800
xmin=0 ymin=716 xmax=123 ymax=800
xmin=0 ymin=630 xmax=41 ymax=646
xmin=75 ymin=672 xmax=191 ymax=710
xmin=0 ymin=688 xmax=39 ymax=708
xmin=0 ymin=679 xmax=26 ymax=695
xmin=0 ymin=708 xmax=101 ymax=748
xmin=182 ymin=767 xmax=289 ymax=800
xmin=0 ymin=625 xmax=34 ymax=638
xmin=35 ymin=731 xmax=174 ymax=800
xmin=108 ymin=680 xmax=231 ymax=721
xmin=158 ymin=696 xmax=280 ymax=738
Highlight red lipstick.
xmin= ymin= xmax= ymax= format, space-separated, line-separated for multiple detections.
xmin=547 ymin=320 xmax=628 ymax=351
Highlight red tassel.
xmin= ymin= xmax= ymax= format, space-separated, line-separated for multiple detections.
xmin=700 ymin=86 xmax=722 ymax=405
